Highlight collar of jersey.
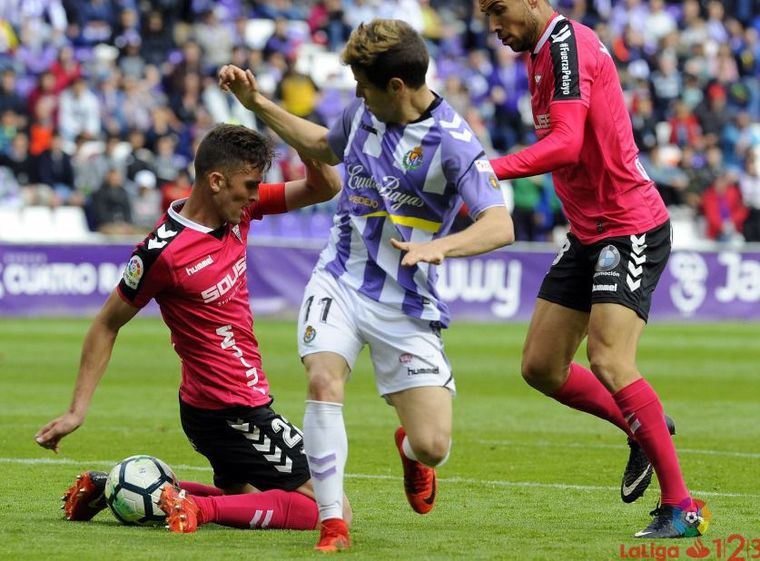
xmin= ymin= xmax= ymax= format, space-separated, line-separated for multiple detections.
xmin=168 ymin=198 xmax=214 ymax=234
xmin=533 ymin=13 xmax=565 ymax=55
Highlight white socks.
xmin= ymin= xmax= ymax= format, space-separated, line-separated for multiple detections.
xmin=303 ymin=400 xmax=347 ymax=521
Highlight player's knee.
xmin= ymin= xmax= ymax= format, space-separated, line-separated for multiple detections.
xmin=587 ymin=346 xmax=617 ymax=386
xmin=521 ymin=356 xmax=558 ymax=393
xmin=410 ymin=434 xmax=451 ymax=467
xmin=306 ymin=368 xmax=344 ymax=402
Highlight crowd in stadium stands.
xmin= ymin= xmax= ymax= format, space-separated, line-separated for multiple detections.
xmin=0 ymin=0 xmax=759 ymax=242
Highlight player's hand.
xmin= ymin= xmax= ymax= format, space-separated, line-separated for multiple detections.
xmin=34 ymin=412 xmax=84 ymax=453
xmin=391 ymin=238 xmax=446 ymax=266
xmin=218 ymin=65 xmax=261 ymax=109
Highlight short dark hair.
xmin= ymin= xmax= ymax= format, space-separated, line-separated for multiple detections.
xmin=194 ymin=124 xmax=275 ymax=180
xmin=341 ymin=19 xmax=429 ymax=90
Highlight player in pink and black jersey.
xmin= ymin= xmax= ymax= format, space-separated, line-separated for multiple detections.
xmin=480 ymin=0 xmax=709 ymax=538
xmin=35 ymin=124 xmax=350 ymax=534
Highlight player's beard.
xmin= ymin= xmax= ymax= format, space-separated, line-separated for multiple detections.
xmin=510 ymin=1 xmax=542 ymax=52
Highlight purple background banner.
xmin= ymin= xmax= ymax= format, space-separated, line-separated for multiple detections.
xmin=1 ymin=243 xmax=759 ymax=320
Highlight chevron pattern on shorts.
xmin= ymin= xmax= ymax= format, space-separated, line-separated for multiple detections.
xmin=228 ymin=419 xmax=293 ymax=473
xmin=626 ymin=234 xmax=647 ymax=292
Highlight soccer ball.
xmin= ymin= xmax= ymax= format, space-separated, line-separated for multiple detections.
xmin=104 ymin=455 xmax=178 ymax=525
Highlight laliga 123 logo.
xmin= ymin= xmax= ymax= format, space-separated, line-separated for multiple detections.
xmin=402 ymin=146 xmax=424 ymax=171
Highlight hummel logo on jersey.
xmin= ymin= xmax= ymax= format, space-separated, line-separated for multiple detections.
xmin=360 ymin=123 xmax=378 ymax=135
xmin=186 ymin=255 xmax=213 ymax=276
xmin=551 ymin=25 xmax=572 ymax=44
xmin=232 ymin=224 xmax=242 ymax=242
xmin=147 ymin=223 xmax=178 ymax=250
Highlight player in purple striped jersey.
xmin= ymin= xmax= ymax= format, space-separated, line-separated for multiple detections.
xmin=220 ymin=19 xmax=514 ymax=552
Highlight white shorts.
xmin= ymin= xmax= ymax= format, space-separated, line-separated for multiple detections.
xmin=297 ymin=269 xmax=455 ymax=397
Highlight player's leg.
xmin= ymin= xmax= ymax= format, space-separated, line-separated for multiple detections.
xmin=589 ymin=221 xmax=707 ymax=536
xmin=297 ymin=270 xmax=364 ymax=551
xmin=167 ymin=400 xmax=319 ymax=533
xmin=386 ymin=386 xmax=451 ymax=515
xmin=525 ymin=234 xmax=633 ymax=435
xmin=362 ymin=309 xmax=454 ymax=515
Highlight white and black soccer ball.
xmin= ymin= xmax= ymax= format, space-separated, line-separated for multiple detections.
xmin=104 ymin=455 xmax=178 ymax=525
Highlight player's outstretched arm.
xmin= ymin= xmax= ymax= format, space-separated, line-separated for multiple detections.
xmin=284 ymin=155 xmax=342 ymax=211
xmin=34 ymin=290 xmax=139 ymax=452
xmin=218 ymin=64 xmax=340 ymax=165
xmin=391 ymin=206 xmax=514 ymax=267
xmin=490 ymin=102 xmax=588 ymax=180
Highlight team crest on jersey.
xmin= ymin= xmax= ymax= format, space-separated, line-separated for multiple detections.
xmin=535 ymin=74 xmax=542 ymax=84
xmin=402 ymin=146 xmax=424 ymax=171
xmin=596 ymin=245 xmax=621 ymax=272
xmin=123 ymin=255 xmax=144 ymax=289
xmin=489 ymin=175 xmax=500 ymax=189
xmin=303 ymin=325 xmax=316 ymax=343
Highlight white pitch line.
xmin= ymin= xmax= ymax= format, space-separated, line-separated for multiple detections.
xmin=475 ymin=439 xmax=760 ymax=460
xmin=3 ymin=457 xmax=758 ymax=499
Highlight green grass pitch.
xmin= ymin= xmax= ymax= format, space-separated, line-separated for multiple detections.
xmin=0 ymin=317 xmax=758 ymax=560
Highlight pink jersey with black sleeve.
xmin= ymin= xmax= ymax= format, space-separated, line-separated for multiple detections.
xmin=117 ymin=184 xmax=286 ymax=410
xmin=491 ymin=14 xmax=669 ymax=244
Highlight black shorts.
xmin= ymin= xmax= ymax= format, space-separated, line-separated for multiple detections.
xmin=538 ymin=220 xmax=671 ymax=322
xmin=179 ymin=399 xmax=310 ymax=491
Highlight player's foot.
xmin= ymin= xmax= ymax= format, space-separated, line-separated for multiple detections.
xmin=394 ymin=426 xmax=437 ymax=514
xmin=635 ymin=499 xmax=710 ymax=538
xmin=61 ymin=471 xmax=108 ymax=521
xmin=314 ymin=518 xmax=350 ymax=552
xmin=159 ymin=485 xmax=199 ymax=533
xmin=621 ymin=415 xmax=676 ymax=503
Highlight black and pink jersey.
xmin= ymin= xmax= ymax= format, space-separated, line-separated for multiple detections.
xmin=118 ymin=184 xmax=285 ymax=410
xmin=492 ymin=14 xmax=669 ymax=244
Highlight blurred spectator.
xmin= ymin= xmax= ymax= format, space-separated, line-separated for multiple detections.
xmin=131 ymin=168 xmax=162 ymax=230
xmin=0 ymin=70 xmax=26 ymax=125
xmin=739 ymin=155 xmax=760 ymax=242
xmin=166 ymin=40 xmax=203 ymax=96
xmin=193 ymin=9 xmax=235 ymax=70
xmin=641 ymin=145 xmax=689 ymax=206
xmin=50 ymin=44 xmax=82 ymax=92
xmin=642 ymin=0 xmax=676 ymax=50
xmin=650 ymin=53 xmax=681 ymax=120
xmin=0 ymin=132 xmax=35 ymax=188
xmin=90 ymin=167 xmax=134 ymax=234
xmin=28 ymin=71 xmax=60 ymax=126
xmin=124 ymin=129 xmax=154 ymax=180
xmin=153 ymin=134 xmax=185 ymax=184
xmin=36 ymin=132 xmax=81 ymax=206
xmin=631 ymin=96 xmax=658 ymax=152
xmin=695 ymin=83 xmax=732 ymax=147
xmin=58 ymin=76 xmax=101 ymax=142
xmin=264 ymin=18 xmax=300 ymax=60
xmin=118 ymin=35 xmax=146 ymax=79
xmin=140 ymin=11 xmax=174 ymax=68
xmin=275 ymin=61 xmax=324 ymax=125
xmin=511 ymin=174 xmax=543 ymax=241
xmin=668 ymin=99 xmax=701 ymax=147
xmin=308 ymin=0 xmax=351 ymax=50
xmin=160 ymin=167 xmax=192 ymax=211
xmin=76 ymin=0 xmax=117 ymax=47
xmin=701 ymin=173 xmax=747 ymax=241
xmin=0 ymin=109 xmax=20 ymax=153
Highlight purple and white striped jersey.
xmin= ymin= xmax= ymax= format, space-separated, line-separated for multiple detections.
xmin=317 ymin=96 xmax=508 ymax=327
